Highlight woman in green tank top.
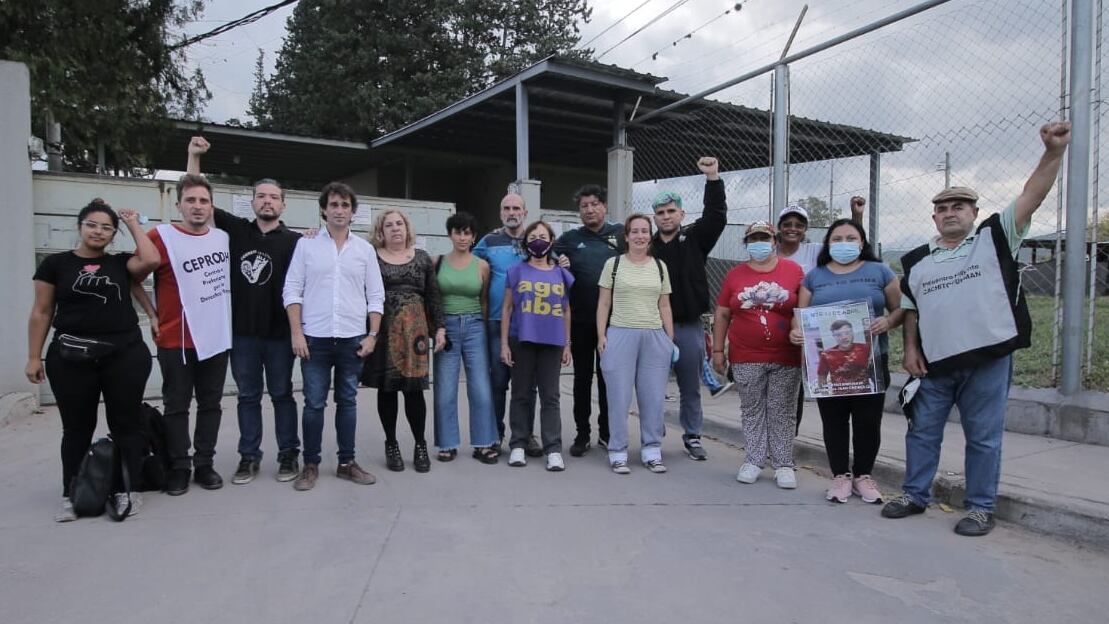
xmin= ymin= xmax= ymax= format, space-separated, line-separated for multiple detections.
xmin=433 ymin=212 xmax=499 ymax=464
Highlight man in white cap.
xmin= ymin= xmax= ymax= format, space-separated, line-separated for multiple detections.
xmin=881 ymin=122 xmax=1071 ymax=536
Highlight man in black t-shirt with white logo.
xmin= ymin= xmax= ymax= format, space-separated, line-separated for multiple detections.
xmin=187 ymin=137 xmax=303 ymax=485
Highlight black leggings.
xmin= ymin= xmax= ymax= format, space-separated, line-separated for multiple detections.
xmin=377 ymin=390 xmax=426 ymax=445
xmin=45 ymin=337 xmax=153 ymax=497
xmin=816 ymin=393 xmax=885 ymax=476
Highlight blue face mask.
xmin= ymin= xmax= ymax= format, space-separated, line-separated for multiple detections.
xmin=746 ymin=241 xmax=773 ymax=261
xmin=829 ymin=242 xmax=862 ymax=264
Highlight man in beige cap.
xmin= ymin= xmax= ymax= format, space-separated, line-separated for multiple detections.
xmin=881 ymin=122 xmax=1072 ymax=536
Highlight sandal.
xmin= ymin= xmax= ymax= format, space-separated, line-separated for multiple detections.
xmin=472 ymin=447 xmax=499 ymax=465
xmin=436 ymin=449 xmax=457 ymax=462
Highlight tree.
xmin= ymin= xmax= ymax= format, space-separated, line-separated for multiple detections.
xmin=259 ymin=0 xmax=591 ymax=140
xmin=797 ymin=196 xmax=840 ymax=228
xmin=0 ymin=0 xmax=210 ymax=173
xmin=246 ymin=49 xmax=268 ymax=128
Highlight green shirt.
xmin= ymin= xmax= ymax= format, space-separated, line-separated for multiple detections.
xmin=599 ymin=255 xmax=672 ymax=329
xmin=437 ymin=256 xmax=483 ymax=315
xmin=902 ymin=201 xmax=1029 ymax=311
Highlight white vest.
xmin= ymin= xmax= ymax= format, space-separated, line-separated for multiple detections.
xmin=158 ymin=224 xmax=232 ymax=361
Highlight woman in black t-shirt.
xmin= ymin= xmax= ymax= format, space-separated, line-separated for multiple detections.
xmin=26 ymin=198 xmax=161 ymax=521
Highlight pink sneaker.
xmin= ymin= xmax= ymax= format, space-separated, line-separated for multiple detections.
xmin=826 ymin=473 xmax=852 ymax=503
xmin=852 ymin=474 xmax=883 ymax=504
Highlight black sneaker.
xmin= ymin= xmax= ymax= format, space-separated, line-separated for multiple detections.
xmin=525 ymin=435 xmax=543 ymax=458
xmin=276 ymin=454 xmax=300 ymax=483
xmin=165 ymin=469 xmax=191 ymax=496
xmin=881 ymin=494 xmax=926 ymax=519
xmin=193 ymin=465 xmax=224 ymax=490
xmin=569 ymin=438 xmax=591 ymax=457
xmin=954 ymin=510 xmax=995 ymax=536
xmin=231 ymin=457 xmax=260 ymax=485
xmin=682 ymin=435 xmax=708 ymax=461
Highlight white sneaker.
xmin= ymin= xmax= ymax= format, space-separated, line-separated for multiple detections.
xmin=643 ymin=458 xmax=668 ymax=473
xmin=736 ymin=463 xmax=761 ymax=484
xmin=611 ymin=460 xmax=631 ymax=474
xmin=508 ymin=448 xmax=527 ymax=467
xmin=775 ymin=467 xmax=797 ymax=489
xmin=55 ymin=497 xmax=76 ymax=523
xmin=546 ymin=452 xmax=565 ymax=472
xmin=113 ymin=491 xmax=143 ymax=517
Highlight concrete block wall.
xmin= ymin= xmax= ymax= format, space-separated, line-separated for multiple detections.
xmin=31 ymin=172 xmax=455 ymax=404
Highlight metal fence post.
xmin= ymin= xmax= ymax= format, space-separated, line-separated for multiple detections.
xmin=869 ymin=151 xmax=881 ymax=257
xmin=772 ymin=63 xmax=789 ymax=220
xmin=1062 ymin=0 xmax=1093 ymax=394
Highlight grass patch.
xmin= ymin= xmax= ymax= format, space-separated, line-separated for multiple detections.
xmin=886 ymin=294 xmax=1109 ymax=391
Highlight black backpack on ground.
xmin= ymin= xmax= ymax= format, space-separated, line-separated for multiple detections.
xmin=138 ymin=402 xmax=171 ymax=492
xmin=70 ymin=436 xmax=134 ymax=521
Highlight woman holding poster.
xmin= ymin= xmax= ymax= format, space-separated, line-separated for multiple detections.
xmin=790 ymin=218 xmax=903 ymax=504
xmin=712 ymin=221 xmax=804 ymax=489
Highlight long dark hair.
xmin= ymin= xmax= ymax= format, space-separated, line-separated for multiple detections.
xmin=816 ymin=218 xmax=880 ymax=267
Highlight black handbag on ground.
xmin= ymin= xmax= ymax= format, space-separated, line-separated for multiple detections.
xmin=70 ymin=437 xmax=134 ymax=521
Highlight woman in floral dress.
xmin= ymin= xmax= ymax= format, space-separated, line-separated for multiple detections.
xmin=361 ymin=209 xmax=446 ymax=474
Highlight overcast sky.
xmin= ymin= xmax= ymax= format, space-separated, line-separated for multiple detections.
xmin=178 ymin=0 xmax=1093 ymax=250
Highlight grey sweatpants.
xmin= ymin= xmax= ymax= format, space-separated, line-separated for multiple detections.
xmin=600 ymin=326 xmax=672 ymax=464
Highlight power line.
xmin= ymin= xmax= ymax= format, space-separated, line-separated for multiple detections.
xmin=631 ymin=2 xmax=749 ymax=67
xmin=595 ymin=0 xmax=699 ymax=61
xmin=170 ymin=0 xmax=299 ymax=51
xmin=577 ymin=0 xmax=657 ymax=50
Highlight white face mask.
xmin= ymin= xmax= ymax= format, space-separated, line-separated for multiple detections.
xmin=746 ymin=241 xmax=773 ymax=261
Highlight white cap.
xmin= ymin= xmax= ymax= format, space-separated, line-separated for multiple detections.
xmin=778 ymin=204 xmax=809 ymax=223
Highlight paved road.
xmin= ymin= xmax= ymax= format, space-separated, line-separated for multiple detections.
xmin=2 ymin=385 xmax=1107 ymax=624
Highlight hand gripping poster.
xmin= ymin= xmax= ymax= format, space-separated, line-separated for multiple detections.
xmin=798 ymin=300 xmax=883 ymax=398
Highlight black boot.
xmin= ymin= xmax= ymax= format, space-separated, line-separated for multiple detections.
xmin=413 ymin=442 xmax=431 ymax=473
xmin=385 ymin=441 xmax=404 ymax=472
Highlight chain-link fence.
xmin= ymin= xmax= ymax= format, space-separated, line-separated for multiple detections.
xmin=626 ymin=0 xmax=1107 ymax=391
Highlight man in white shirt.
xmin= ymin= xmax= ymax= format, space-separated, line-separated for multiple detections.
xmin=283 ymin=182 xmax=385 ymax=491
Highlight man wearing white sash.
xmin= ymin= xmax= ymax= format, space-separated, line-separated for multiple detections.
xmin=881 ymin=122 xmax=1071 ymax=536
xmin=146 ymin=174 xmax=232 ymax=495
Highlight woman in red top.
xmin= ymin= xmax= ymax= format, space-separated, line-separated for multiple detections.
xmin=712 ymin=221 xmax=804 ymax=489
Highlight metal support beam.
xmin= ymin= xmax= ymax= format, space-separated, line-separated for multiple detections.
xmin=771 ymin=63 xmax=790 ymax=220
xmin=869 ymin=152 xmax=881 ymax=256
xmin=515 ymin=83 xmax=530 ymax=181
xmin=1061 ymin=0 xmax=1094 ymax=394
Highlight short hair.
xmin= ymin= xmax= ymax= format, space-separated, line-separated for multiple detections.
xmin=318 ymin=182 xmax=358 ymax=214
xmin=253 ymin=178 xmax=285 ymax=201
xmin=77 ymin=198 xmax=119 ymax=230
xmin=815 ymin=218 xmax=881 ymax=267
xmin=445 ymin=211 xmax=477 ymax=234
xmin=573 ymin=184 xmax=607 ymax=206
xmin=176 ymin=173 xmax=212 ymax=203
xmin=371 ymin=209 xmax=415 ymax=249
xmin=624 ymin=213 xmax=653 ymax=235
xmin=830 ymin=319 xmax=854 ymax=332
xmin=522 ymin=220 xmax=556 ymax=242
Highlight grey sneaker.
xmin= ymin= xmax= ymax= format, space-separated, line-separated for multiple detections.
xmin=113 ymin=492 xmax=142 ymax=518
xmin=276 ymin=454 xmax=300 ymax=483
xmin=611 ymin=460 xmax=631 ymax=475
xmin=55 ymin=497 xmax=77 ymax=523
xmin=232 ymin=457 xmax=260 ymax=485
xmin=683 ymin=435 xmax=708 ymax=461
xmin=643 ymin=458 xmax=668 ymax=474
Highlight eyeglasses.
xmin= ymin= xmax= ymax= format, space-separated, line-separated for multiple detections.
xmin=81 ymin=221 xmax=116 ymax=233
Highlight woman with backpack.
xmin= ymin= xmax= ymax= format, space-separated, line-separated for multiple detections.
xmin=596 ymin=213 xmax=675 ymax=475
xmin=26 ymin=198 xmax=161 ymax=521
xmin=500 ymin=220 xmax=574 ymax=471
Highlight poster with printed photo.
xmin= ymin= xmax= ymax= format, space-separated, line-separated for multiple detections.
xmin=798 ymin=299 xmax=883 ymax=398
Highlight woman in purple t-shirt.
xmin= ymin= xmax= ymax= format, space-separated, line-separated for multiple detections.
xmin=500 ymin=221 xmax=575 ymax=471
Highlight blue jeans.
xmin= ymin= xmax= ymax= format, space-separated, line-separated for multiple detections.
xmin=230 ymin=334 xmax=299 ymax=461
xmin=434 ymin=314 xmax=497 ymax=450
xmin=300 ymin=335 xmax=364 ymax=465
xmin=901 ymin=354 xmax=1012 ymax=512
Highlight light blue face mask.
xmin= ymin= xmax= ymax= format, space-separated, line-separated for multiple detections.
xmin=746 ymin=241 xmax=773 ymax=261
xmin=829 ymin=242 xmax=862 ymax=264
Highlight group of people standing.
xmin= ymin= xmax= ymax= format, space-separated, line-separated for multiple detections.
xmin=27 ymin=123 xmax=1072 ymax=539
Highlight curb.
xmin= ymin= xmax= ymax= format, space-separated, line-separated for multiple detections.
xmin=665 ymin=407 xmax=1109 ymax=550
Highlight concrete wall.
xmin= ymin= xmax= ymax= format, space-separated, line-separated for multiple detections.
xmin=0 ymin=61 xmax=36 ymax=404
xmin=32 ymin=172 xmax=455 ymax=404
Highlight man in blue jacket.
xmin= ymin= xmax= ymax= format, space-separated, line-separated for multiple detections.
xmin=553 ymin=185 xmax=626 ymax=456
